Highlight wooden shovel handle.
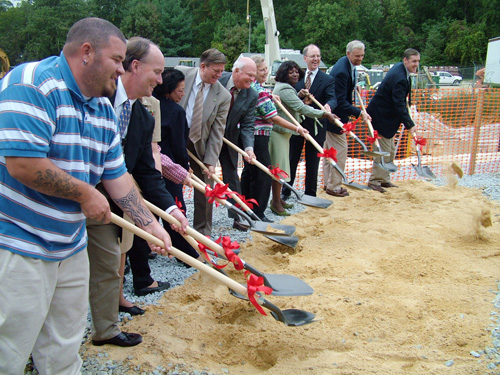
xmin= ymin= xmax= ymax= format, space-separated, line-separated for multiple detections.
xmin=354 ymin=89 xmax=382 ymax=149
xmin=143 ymin=199 xmax=226 ymax=260
xmin=222 ymin=138 xmax=277 ymax=181
xmin=274 ymin=100 xmax=334 ymax=162
xmin=307 ymin=94 xmax=345 ymax=130
xmin=187 ymin=149 xmax=253 ymax=213
xmin=109 ymin=213 xmax=247 ymax=296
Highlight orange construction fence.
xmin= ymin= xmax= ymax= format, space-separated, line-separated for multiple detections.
xmin=184 ymin=87 xmax=500 ymax=198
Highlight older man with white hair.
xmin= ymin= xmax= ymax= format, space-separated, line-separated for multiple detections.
xmin=326 ymin=40 xmax=371 ymax=197
xmin=218 ymin=57 xmax=258 ymax=230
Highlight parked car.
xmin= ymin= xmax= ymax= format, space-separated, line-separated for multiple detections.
xmin=432 ymin=71 xmax=463 ymax=85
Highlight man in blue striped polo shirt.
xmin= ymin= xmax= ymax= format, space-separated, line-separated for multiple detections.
xmin=0 ymin=18 xmax=172 ymax=374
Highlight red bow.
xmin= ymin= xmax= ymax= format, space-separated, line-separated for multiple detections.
xmin=367 ymin=130 xmax=381 ymax=144
xmin=198 ymin=238 xmax=227 ymax=269
xmin=414 ymin=136 xmax=427 ymax=147
xmin=245 ymin=271 xmax=273 ymax=315
xmin=317 ymin=147 xmax=338 ymax=162
xmin=342 ymin=117 xmax=360 ymax=134
xmin=204 ymin=183 xmax=230 ymax=207
xmin=174 ymin=197 xmax=185 ymax=215
xmin=216 ymin=236 xmax=243 ymax=270
xmin=269 ymin=164 xmax=289 ymax=180
xmin=230 ymin=192 xmax=259 ymax=210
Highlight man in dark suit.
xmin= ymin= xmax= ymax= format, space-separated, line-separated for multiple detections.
xmin=218 ymin=57 xmax=258 ymax=230
xmin=283 ymin=44 xmax=337 ymax=198
xmin=326 ymin=40 xmax=371 ymax=197
xmin=367 ymin=48 xmax=420 ymax=192
xmin=87 ymin=37 xmax=189 ymax=347
xmin=176 ymin=49 xmax=231 ymax=236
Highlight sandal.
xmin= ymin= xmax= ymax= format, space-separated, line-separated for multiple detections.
xmin=282 ymin=203 xmax=294 ymax=209
xmin=271 ymin=206 xmax=290 ymax=216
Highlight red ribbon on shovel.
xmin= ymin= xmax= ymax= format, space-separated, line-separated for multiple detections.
xmin=204 ymin=183 xmax=230 ymax=207
xmin=230 ymin=191 xmax=259 ymax=210
xmin=269 ymin=164 xmax=289 ymax=179
xmin=174 ymin=197 xmax=185 ymax=215
xmin=198 ymin=238 xmax=227 ymax=269
xmin=342 ymin=117 xmax=360 ymax=133
xmin=216 ymin=236 xmax=244 ymax=271
xmin=245 ymin=271 xmax=273 ymax=315
xmin=317 ymin=147 xmax=338 ymax=162
xmin=414 ymin=136 xmax=427 ymax=147
xmin=367 ymin=130 xmax=381 ymax=144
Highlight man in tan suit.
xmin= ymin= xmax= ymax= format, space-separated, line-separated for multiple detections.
xmin=177 ymin=49 xmax=231 ymax=236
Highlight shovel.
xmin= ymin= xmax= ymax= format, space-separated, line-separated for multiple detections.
xmin=275 ymin=100 xmax=369 ymax=191
xmin=110 ymin=213 xmax=316 ymax=326
xmin=406 ymin=105 xmax=435 ymax=179
xmin=412 ymin=136 xmax=436 ymax=179
xmin=223 ymin=138 xmax=332 ymax=209
xmin=190 ymin=175 xmax=298 ymax=241
xmin=187 ymin=149 xmax=297 ymax=239
xmin=144 ymin=200 xmax=312 ymax=296
xmin=354 ymin=90 xmax=397 ymax=173
xmin=307 ymin=95 xmax=388 ymax=159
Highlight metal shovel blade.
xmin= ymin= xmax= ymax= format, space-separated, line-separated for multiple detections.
xmin=263 ymin=299 xmax=317 ymax=326
xmin=281 ymin=180 xmax=333 ymax=209
xmin=412 ymin=149 xmax=436 ymax=179
xmin=344 ymin=181 xmax=371 ymax=190
xmin=227 ymin=204 xmax=293 ymax=237
xmin=374 ymin=161 xmax=398 ymax=173
xmin=247 ymin=211 xmax=296 ymax=235
xmin=264 ymin=234 xmax=299 ymax=249
xmin=261 ymin=273 xmax=313 ymax=296
xmin=362 ymin=150 xmax=390 ymax=158
xmin=298 ymin=194 xmax=333 ymax=209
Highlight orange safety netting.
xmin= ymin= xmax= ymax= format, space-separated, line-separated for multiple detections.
xmin=183 ymin=87 xmax=500 ymax=198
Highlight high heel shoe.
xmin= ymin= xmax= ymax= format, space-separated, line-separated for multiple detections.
xmin=270 ymin=206 xmax=290 ymax=216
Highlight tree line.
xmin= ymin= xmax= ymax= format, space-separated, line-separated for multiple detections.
xmin=0 ymin=0 xmax=498 ymax=69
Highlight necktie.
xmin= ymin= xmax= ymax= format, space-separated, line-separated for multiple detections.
xmin=352 ymin=67 xmax=357 ymax=85
xmin=305 ymin=71 xmax=312 ymax=90
xmin=408 ymin=76 xmax=412 ymax=106
xmin=189 ymin=82 xmax=204 ymax=143
xmin=229 ymin=86 xmax=236 ymax=113
xmin=118 ymin=99 xmax=131 ymax=138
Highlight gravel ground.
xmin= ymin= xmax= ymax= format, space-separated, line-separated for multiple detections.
xmin=24 ymin=172 xmax=500 ymax=374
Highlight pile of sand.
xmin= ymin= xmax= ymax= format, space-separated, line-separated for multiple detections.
xmin=83 ymin=179 xmax=500 ymax=374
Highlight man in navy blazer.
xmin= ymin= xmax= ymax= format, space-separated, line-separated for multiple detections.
xmin=87 ymin=37 xmax=188 ymax=347
xmin=283 ymin=44 xmax=337 ymax=198
xmin=326 ymin=40 xmax=371 ymax=197
xmin=218 ymin=57 xmax=258 ymax=230
xmin=367 ymin=48 xmax=419 ymax=192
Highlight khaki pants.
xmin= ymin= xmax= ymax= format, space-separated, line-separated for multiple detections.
xmin=0 ymin=249 xmax=88 ymax=375
xmin=369 ymin=135 xmax=395 ymax=185
xmin=86 ymin=218 xmax=122 ymax=341
xmin=323 ymin=131 xmax=347 ymax=191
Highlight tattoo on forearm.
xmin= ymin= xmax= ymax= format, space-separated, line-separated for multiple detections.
xmin=114 ymin=188 xmax=153 ymax=227
xmin=33 ymin=169 xmax=82 ymax=199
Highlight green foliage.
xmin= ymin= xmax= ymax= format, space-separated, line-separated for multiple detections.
xmin=120 ymin=0 xmax=192 ymax=56
xmin=0 ymin=0 xmax=497 ymax=67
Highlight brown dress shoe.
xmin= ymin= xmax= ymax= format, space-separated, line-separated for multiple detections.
xmin=325 ymin=187 xmax=349 ymax=197
xmin=368 ymin=183 xmax=386 ymax=193
xmin=381 ymin=182 xmax=398 ymax=188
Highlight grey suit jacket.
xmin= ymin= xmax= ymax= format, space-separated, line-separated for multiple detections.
xmin=218 ymin=71 xmax=258 ymax=160
xmin=176 ymin=66 xmax=231 ymax=166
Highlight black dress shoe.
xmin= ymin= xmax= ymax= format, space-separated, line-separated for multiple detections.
xmin=92 ymin=332 xmax=143 ymax=347
xmin=119 ymin=305 xmax=145 ymax=316
xmin=381 ymin=182 xmax=398 ymax=188
xmin=368 ymin=183 xmax=386 ymax=193
xmin=134 ymin=281 xmax=170 ymax=296
xmin=258 ymin=216 xmax=273 ymax=223
xmin=148 ymin=252 xmax=158 ymax=260
xmin=232 ymin=219 xmax=249 ymax=231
